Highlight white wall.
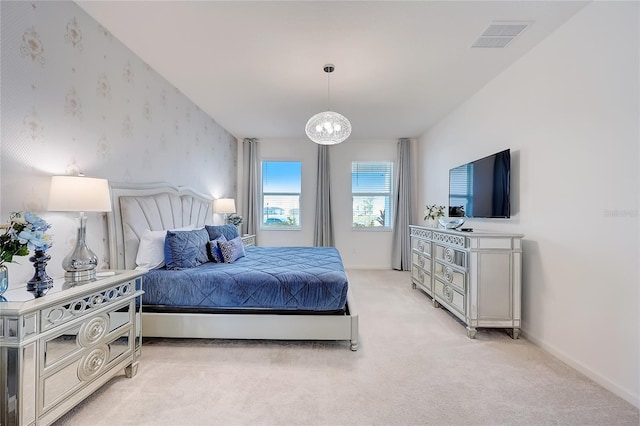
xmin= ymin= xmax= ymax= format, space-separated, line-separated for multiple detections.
xmin=0 ymin=1 xmax=237 ymax=285
xmin=251 ymin=138 xmax=399 ymax=269
xmin=417 ymin=2 xmax=639 ymax=406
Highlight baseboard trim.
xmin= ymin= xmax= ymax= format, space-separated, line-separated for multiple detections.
xmin=344 ymin=264 xmax=390 ymax=270
xmin=521 ymin=330 xmax=639 ymax=408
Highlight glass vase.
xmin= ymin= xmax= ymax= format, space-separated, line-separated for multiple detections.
xmin=26 ymin=249 xmax=54 ymax=298
xmin=0 ymin=264 xmax=8 ymax=296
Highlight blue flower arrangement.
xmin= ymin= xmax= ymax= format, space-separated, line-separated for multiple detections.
xmin=0 ymin=211 xmax=52 ymax=266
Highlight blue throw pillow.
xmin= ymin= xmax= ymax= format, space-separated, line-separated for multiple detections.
xmin=206 ymin=235 xmax=227 ymax=263
xmin=164 ymin=228 xmax=210 ymax=269
xmin=218 ymin=236 xmax=246 ymax=263
xmin=205 ymin=224 xmax=239 ymax=241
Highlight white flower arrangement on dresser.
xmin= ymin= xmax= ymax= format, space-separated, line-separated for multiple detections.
xmin=423 ymin=204 xmax=445 ymax=227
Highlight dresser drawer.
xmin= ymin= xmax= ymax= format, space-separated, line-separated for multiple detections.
xmin=433 ymin=279 xmax=465 ymax=316
xmin=434 ymin=244 xmax=466 ymax=268
xmin=434 ymin=261 xmax=465 ymax=292
xmin=411 ymin=238 xmax=431 ymax=256
xmin=411 ymin=266 xmax=431 ymax=292
xmin=412 ymin=251 xmax=431 ymax=272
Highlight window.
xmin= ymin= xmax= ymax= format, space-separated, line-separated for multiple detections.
xmin=449 ymin=163 xmax=473 ymax=217
xmin=262 ymin=161 xmax=301 ymax=228
xmin=352 ymin=161 xmax=392 ymax=228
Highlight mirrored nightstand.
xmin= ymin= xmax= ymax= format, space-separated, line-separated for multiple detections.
xmin=241 ymin=234 xmax=256 ymax=246
xmin=0 ymin=270 xmax=145 ymax=425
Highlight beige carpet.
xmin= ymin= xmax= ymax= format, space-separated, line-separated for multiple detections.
xmin=55 ymin=269 xmax=638 ymax=425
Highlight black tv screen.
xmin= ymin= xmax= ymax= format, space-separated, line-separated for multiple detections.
xmin=449 ymin=149 xmax=510 ymax=218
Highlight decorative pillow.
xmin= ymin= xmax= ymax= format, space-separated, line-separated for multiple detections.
xmin=135 ymin=225 xmax=194 ymax=270
xmin=218 ymin=236 xmax=246 ymax=263
xmin=205 ymin=224 xmax=239 ymax=241
xmin=164 ymin=228 xmax=210 ymax=270
xmin=206 ymin=235 xmax=227 ymax=263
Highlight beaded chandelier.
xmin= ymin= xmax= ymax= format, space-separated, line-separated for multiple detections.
xmin=305 ymin=64 xmax=352 ymax=145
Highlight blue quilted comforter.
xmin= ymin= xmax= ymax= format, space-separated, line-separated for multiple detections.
xmin=142 ymin=246 xmax=348 ymax=311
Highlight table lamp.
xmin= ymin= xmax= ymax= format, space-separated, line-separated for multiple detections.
xmin=214 ymin=198 xmax=236 ymax=223
xmin=48 ymin=175 xmax=112 ymax=281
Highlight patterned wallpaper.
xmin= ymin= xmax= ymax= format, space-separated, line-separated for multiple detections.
xmin=0 ymin=1 xmax=238 ymax=285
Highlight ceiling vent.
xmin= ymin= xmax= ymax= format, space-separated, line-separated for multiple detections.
xmin=471 ymin=22 xmax=530 ymax=48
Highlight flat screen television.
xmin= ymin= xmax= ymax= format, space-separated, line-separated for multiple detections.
xmin=449 ymin=149 xmax=510 ymax=218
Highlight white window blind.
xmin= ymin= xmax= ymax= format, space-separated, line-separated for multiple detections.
xmin=449 ymin=164 xmax=473 ymax=216
xmin=352 ymin=161 xmax=392 ymax=228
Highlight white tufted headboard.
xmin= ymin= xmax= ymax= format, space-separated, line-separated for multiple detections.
xmin=107 ymin=183 xmax=214 ymax=270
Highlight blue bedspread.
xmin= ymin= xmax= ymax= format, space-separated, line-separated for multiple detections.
xmin=142 ymin=246 xmax=348 ymax=311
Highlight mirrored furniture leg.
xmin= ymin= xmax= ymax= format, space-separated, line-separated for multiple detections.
xmin=0 ymin=270 xmax=144 ymax=425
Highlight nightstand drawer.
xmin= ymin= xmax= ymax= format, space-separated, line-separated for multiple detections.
xmin=43 ymin=299 xmax=135 ymax=370
xmin=40 ymin=279 xmax=137 ymax=333
xmin=41 ymin=327 xmax=134 ymax=412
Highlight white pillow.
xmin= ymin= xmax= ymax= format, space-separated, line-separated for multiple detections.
xmin=135 ymin=225 xmax=195 ymax=270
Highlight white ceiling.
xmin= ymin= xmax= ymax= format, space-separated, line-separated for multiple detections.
xmin=76 ymin=1 xmax=587 ymax=141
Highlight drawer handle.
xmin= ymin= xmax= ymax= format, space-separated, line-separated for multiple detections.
xmin=417 ymin=242 xmax=425 ymax=252
xmin=443 ymin=266 xmax=453 ymax=283
xmin=418 ymin=256 xmax=425 ymax=267
xmin=46 ymin=308 xmax=65 ymax=325
xmin=78 ymin=345 xmax=110 ymax=381
xmin=418 ymin=270 xmax=424 ymax=282
xmin=444 ymin=285 xmax=454 ymax=303
xmin=78 ymin=315 xmax=109 ymax=347
xmin=444 ymin=248 xmax=454 ymax=263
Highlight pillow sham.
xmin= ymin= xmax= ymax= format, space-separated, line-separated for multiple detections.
xmin=205 ymin=224 xmax=239 ymax=241
xmin=135 ymin=225 xmax=195 ymax=270
xmin=164 ymin=228 xmax=210 ymax=270
xmin=206 ymin=235 xmax=227 ymax=263
xmin=218 ymin=236 xmax=246 ymax=263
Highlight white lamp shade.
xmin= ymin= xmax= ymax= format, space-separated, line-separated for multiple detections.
xmin=48 ymin=176 xmax=112 ymax=212
xmin=214 ymin=198 xmax=236 ymax=214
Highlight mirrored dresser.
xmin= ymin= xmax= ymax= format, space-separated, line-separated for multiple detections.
xmin=0 ymin=270 xmax=144 ymax=425
xmin=410 ymin=225 xmax=523 ymax=339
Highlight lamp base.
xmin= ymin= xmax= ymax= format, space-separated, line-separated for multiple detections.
xmin=64 ymin=269 xmax=97 ymax=282
xmin=62 ymin=213 xmax=99 ymax=283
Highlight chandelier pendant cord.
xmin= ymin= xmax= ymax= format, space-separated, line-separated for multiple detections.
xmin=327 ymin=71 xmax=331 ymax=111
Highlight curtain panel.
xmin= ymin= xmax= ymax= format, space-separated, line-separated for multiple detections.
xmin=242 ymin=138 xmax=260 ymax=237
xmin=391 ymin=138 xmax=412 ymax=270
xmin=313 ymin=145 xmax=334 ymax=247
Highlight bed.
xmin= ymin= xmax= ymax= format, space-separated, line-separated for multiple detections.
xmin=107 ymin=183 xmax=359 ymax=350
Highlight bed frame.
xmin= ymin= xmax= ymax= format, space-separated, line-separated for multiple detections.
xmin=107 ymin=183 xmax=359 ymax=350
